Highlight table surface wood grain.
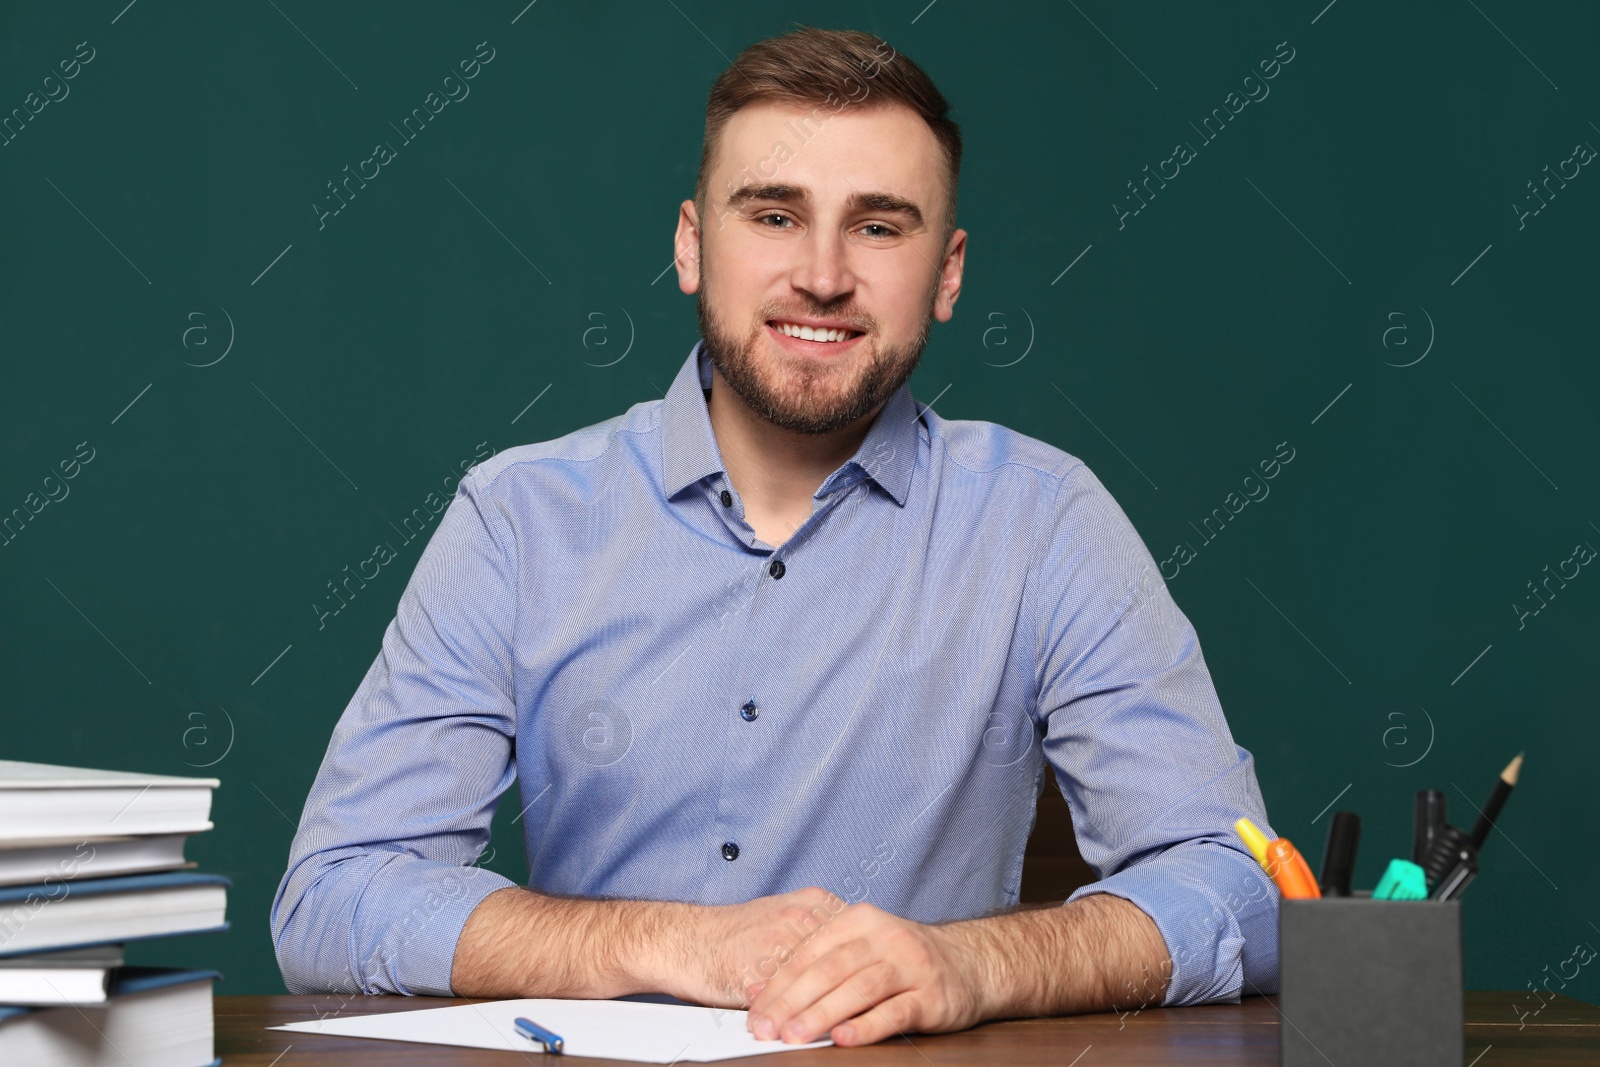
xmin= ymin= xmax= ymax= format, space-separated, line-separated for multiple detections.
xmin=216 ymin=991 xmax=1600 ymax=1065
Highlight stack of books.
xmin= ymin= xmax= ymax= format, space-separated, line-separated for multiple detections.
xmin=0 ymin=761 xmax=229 ymax=1067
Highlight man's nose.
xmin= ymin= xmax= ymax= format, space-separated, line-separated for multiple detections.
xmin=789 ymin=226 xmax=856 ymax=304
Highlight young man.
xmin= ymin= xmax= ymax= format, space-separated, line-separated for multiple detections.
xmin=273 ymin=26 xmax=1278 ymax=1047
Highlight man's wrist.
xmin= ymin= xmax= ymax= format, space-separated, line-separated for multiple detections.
xmin=933 ymin=913 xmax=1010 ymax=1022
xmin=934 ymin=892 xmax=1172 ymax=1023
xmin=452 ymin=888 xmax=709 ymax=1000
xmin=634 ymin=898 xmax=703 ymax=996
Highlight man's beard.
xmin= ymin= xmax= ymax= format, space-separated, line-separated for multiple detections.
xmin=696 ymin=263 xmax=936 ymax=436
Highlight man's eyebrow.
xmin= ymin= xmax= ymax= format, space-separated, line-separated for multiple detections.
xmin=724 ymin=183 xmax=926 ymax=229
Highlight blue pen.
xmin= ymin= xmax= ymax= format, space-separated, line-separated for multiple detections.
xmin=514 ymin=1016 xmax=565 ymax=1054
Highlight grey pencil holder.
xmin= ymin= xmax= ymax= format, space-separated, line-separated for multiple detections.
xmin=1279 ymin=896 xmax=1463 ymax=1067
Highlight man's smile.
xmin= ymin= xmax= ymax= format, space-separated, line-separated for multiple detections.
xmin=765 ymin=319 xmax=868 ymax=355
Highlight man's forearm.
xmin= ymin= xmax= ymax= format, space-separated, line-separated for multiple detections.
xmin=944 ymin=891 xmax=1172 ymax=1021
xmin=450 ymin=885 xmax=697 ymax=999
xmin=451 ymin=884 xmax=1172 ymax=1027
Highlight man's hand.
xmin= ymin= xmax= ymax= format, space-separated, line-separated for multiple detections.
xmin=731 ymin=894 xmax=990 ymax=1047
xmin=664 ymin=886 xmax=850 ymax=1008
xmin=717 ymin=889 xmax=1171 ymax=1048
xmin=452 ymin=882 xmax=1170 ymax=1044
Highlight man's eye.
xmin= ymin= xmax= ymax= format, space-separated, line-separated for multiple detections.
xmin=756 ymin=213 xmax=792 ymax=228
xmin=860 ymin=224 xmax=897 ymax=238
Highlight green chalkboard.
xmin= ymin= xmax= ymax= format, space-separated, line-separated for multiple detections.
xmin=2 ymin=2 xmax=1595 ymax=1005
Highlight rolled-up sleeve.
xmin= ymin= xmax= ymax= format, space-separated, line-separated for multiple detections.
xmin=1030 ymin=463 xmax=1280 ymax=1005
xmin=271 ymin=468 xmax=521 ymax=995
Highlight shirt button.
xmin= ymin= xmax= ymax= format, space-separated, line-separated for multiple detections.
xmin=740 ymin=700 xmax=758 ymax=722
xmin=721 ymin=842 xmax=740 ymax=861
xmin=719 ymin=489 xmax=733 ymax=508
xmin=768 ymin=559 xmax=786 ymax=579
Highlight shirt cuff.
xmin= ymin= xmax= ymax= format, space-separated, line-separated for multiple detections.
xmin=347 ymin=854 xmax=517 ymax=996
xmin=1065 ymin=838 xmax=1279 ymax=1006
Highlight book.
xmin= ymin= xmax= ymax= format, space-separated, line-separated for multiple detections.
xmin=0 ymin=761 xmax=218 ymax=842
xmin=0 ymin=945 xmax=124 ymax=1005
xmin=0 ymin=834 xmax=193 ymax=889
xmin=0 ymin=967 xmax=218 ymax=1067
xmin=0 ymin=872 xmax=229 ymax=959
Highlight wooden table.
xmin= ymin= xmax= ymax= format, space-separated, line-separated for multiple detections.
xmin=217 ymin=992 xmax=1600 ymax=1065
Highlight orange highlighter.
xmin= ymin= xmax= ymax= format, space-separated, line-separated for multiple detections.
xmin=1235 ymin=817 xmax=1322 ymax=899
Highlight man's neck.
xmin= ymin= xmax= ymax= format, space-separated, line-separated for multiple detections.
xmin=706 ymin=366 xmax=882 ymax=537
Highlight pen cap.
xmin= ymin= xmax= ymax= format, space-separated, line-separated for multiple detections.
xmin=1419 ymin=823 xmax=1474 ymax=890
xmin=1267 ymin=838 xmax=1322 ymax=898
xmin=1412 ymin=790 xmax=1446 ymax=866
xmin=1234 ymin=817 xmax=1272 ymax=867
xmin=1373 ymin=858 xmax=1428 ymax=901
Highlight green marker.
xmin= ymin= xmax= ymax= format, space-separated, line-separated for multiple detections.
xmin=1374 ymin=859 xmax=1427 ymax=900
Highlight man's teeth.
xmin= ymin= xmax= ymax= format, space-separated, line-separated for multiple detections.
xmin=773 ymin=321 xmax=858 ymax=343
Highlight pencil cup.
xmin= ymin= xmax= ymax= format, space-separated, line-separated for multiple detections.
xmin=1279 ymin=896 xmax=1463 ymax=1067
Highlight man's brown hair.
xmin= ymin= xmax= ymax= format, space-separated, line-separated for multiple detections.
xmin=694 ymin=26 xmax=962 ymax=249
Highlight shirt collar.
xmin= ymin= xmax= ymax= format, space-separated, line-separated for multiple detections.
xmin=661 ymin=339 xmax=920 ymax=507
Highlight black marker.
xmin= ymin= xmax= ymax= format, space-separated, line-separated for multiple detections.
xmin=1319 ymin=811 xmax=1360 ymax=897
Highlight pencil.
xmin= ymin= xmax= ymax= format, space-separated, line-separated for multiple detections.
xmin=1468 ymin=752 xmax=1522 ymax=850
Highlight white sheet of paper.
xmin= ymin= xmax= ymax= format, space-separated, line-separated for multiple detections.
xmin=270 ymin=997 xmax=834 ymax=1062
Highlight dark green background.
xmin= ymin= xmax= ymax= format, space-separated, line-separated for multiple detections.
xmin=3 ymin=1 xmax=1595 ymax=1003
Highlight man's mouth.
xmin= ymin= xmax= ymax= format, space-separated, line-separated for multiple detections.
xmin=766 ymin=320 xmax=866 ymax=344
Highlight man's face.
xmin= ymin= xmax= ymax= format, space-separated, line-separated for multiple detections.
xmin=677 ymin=101 xmax=965 ymax=435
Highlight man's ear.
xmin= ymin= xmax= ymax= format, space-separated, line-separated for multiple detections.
xmin=674 ymin=200 xmax=702 ymax=295
xmin=932 ymin=227 xmax=967 ymax=324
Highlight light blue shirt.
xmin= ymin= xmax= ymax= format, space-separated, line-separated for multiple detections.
xmin=272 ymin=340 xmax=1280 ymax=1006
